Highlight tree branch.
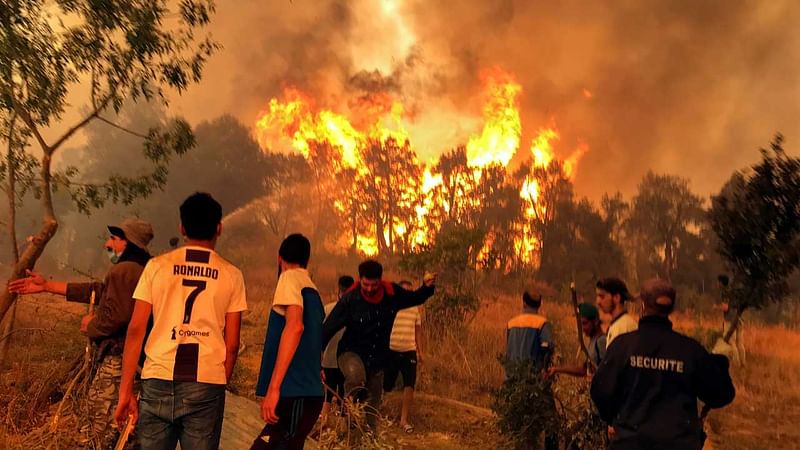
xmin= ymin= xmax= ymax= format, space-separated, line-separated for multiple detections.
xmin=49 ymin=92 xmax=117 ymax=153
xmin=96 ymin=115 xmax=149 ymax=139
xmin=7 ymin=89 xmax=50 ymax=153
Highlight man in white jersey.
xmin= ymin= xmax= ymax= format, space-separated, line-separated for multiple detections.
xmin=596 ymin=277 xmax=637 ymax=349
xmin=383 ymin=280 xmax=424 ymax=433
xmin=114 ymin=192 xmax=247 ymax=450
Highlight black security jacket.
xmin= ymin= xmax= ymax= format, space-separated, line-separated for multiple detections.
xmin=591 ymin=315 xmax=735 ymax=450
xmin=322 ymin=283 xmax=434 ymax=372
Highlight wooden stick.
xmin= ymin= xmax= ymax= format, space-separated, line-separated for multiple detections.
xmin=50 ymin=289 xmax=96 ymax=432
xmin=84 ymin=289 xmax=96 ymax=364
xmin=114 ymin=409 xmax=136 ymax=450
xmin=570 ymin=282 xmax=594 ymax=370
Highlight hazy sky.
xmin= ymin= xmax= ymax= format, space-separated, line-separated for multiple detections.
xmin=58 ymin=0 xmax=800 ymax=201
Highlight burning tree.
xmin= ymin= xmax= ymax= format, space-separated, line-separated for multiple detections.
xmin=358 ymin=137 xmax=423 ymax=255
xmin=0 ymin=1 xmax=217 ymax=324
xmin=253 ymin=68 xmax=594 ymax=273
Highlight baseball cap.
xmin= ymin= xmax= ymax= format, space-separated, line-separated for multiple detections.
xmin=108 ymin=218 xmax=154 ymax=250
xmin=578 ymin=303 xmax=599 ymax=320
xmin=639 ymin=278 xmax=676 ymax=314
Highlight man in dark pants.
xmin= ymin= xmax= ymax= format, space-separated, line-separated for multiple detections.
xmin=252 ymin=234 xmax=325 ymax=449
xmin=322 ymin=260 xmax=436 ymax=430
xmin=591 ymin=279 xmax=736 ymax=450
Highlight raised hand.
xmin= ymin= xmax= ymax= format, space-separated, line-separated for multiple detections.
xmin=7 ymin=270 xmax=47 ymax=294
xmin=423 ymin=272 xmax=438 ymax=287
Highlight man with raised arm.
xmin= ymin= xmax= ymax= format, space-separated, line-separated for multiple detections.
xmin=9 ymin=218 xmax=153 ymax=449
xmin=114 ymin=192 xmax=247 ymax=450
xmin=322 ymin=260 xmax=436 ymax=430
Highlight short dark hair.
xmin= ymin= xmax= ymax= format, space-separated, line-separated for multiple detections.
xmin=279 ymin=234 xmax=311 ymax=268
xmin=596 ymin=277 xmax=631 ymax=302
xmin=523 ymin=290 xmax=542 ymax=309
xmin=358 ymin=260 xmax=383 ymax=279
xmin=338 ymin=275 xmax=354 ymax=291
xmin=717 ymin=274 xmax=730 ymax=287
xmin=640 ymin=278 xmax=677 ymax=315
xmin=180 ymin=192 xmax=222 ymax=240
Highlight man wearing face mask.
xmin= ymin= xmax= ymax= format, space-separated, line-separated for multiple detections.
xmin=8 ymin=218 xmax=153 ymax=449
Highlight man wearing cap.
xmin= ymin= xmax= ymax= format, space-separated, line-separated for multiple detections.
xmin=9 ymin=218 xmax=154 ymax=448
xmin=595 ymin=277 xmax=638 ymax=349
xmin=548 ymin=303 xmax=606 ymax=378
xmin=591 ymin=279 xmax=736 ymax=450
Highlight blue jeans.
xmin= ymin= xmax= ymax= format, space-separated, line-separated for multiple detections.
xmin=138 ymin=379 xmax=226 ymax=450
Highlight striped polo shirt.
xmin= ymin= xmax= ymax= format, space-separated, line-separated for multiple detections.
xmin=389 ymin=306 xmax=421 ymax=352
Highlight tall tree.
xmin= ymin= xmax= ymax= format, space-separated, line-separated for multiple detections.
xmin=709 ymin=134 xmax=800 ymax=341
xmin=0 ymin=0 xmax=217 ymax=323
xmin=627 ymin=172 xmax=704 ymax=281
xmin=359 ymin=138 xmax=422 ymax=255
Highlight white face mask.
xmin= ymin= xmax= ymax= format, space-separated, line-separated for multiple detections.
xmin=106 ymin=248 xmax=121 ymax=264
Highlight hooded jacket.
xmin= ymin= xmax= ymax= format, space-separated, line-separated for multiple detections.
xmin=66 ymin=244 xmax=151 ymax=357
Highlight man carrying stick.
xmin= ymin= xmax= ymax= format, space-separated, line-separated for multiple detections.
xmin=9 ymin=218 xmax=154 ymax=449
xmin=114 ymin=193 xmax=247 ymax=450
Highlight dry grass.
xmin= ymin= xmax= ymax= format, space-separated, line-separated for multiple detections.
xmin=417 ymin=291 xmax=800 ymax=450
xmin=2 ymin=267 xmax=799 ymax=449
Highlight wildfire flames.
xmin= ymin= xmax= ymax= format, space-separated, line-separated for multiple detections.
xmin=254 ymin=68 xmax=587 ymax=265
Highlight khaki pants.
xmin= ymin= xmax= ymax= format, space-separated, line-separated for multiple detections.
xmin=721 ymin=320 xmax=746 ymax=365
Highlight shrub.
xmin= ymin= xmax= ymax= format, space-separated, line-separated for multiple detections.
xmin=492 ymin=360 xmax=561 ymax=449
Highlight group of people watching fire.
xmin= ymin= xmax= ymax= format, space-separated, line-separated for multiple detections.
xmin=7 ymin=192 xmax=735 ymax=450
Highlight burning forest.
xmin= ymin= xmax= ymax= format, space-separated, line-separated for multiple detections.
xmin=2 ymin=1 xmax=800 ymax=449
xmin=253 ymin=67 xmax=588 ymax=270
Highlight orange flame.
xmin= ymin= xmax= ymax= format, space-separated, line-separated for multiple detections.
xmin=254 ymin=70 xmax=588 ymax=261
xmin=466 ymin=69 xmax=522 ymax=168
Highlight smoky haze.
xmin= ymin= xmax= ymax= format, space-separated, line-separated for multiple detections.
xmin=166 ymin=0 xmax=800 ymax=199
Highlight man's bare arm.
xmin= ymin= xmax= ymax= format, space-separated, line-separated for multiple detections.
xmin=224 ymin=311 xmax=242 ymax=382
xmin=7 ymin=270 xmax=67 ymax=295
xmin=268 ymin=305 xmax=304 ymax=392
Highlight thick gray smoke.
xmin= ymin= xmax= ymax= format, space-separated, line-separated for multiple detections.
xmin=170 ymin=0 xmax=800 ymax=199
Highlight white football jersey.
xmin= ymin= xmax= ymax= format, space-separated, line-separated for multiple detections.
xmin=134 ymin=246 xmax=247 ymax=384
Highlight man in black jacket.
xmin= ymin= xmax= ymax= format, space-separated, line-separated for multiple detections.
xmin=591 ymin=278 xmax=735 ymax=450
xmin=322 ymin=260 xmax=436 ymax=429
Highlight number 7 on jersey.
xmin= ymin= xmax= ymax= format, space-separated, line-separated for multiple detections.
xmin=182 ymin=279 xmax=207 ymax=324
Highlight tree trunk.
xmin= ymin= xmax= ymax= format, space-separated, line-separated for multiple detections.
xmin=664 ymin=238 xmax=673 ymax=281
xmin=351 ymin=203 xmax=357 ymax=251
xmin=1 ymin=115 xmax=20 ymax=364
xmin=0 ymin=151 xmax=59 ymax=324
